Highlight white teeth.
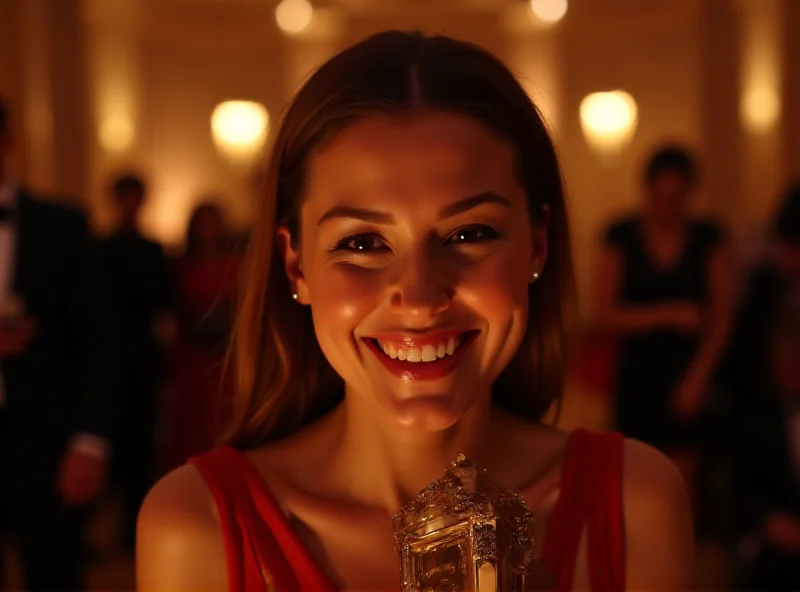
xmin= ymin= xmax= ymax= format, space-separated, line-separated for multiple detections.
xmin=375 ymin=336 xmax=464 ymax=363
xmin=382 ymin=342 xmax=399 ymax=359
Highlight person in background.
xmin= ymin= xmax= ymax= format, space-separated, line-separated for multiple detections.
xmin=595 ymin=146 xmax=734 ymax=503
xmin=162 ymin=201 xmax=241 ymax=472
xmin=734 ymin=286 xmax=800 ymax=590
xmin=722 ymin=184 xmax=800 ymax=590
xmin=103 ymin=173 xmax=172 ymax=554
xmin=721 ymin=184 xmax=800 ymax=410
xmin=0 ymin=97 xmax=119 ymax=590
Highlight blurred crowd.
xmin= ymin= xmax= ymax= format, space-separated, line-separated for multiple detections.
xmin=0 ymin=97 xmax=244 ymax=590
xmin=0 ymin=92 xmax=799 ymax=590
xmin=103 ymin=174 xmax=244 ymax=553
xmin=590 ymin=146 xmax=800 ymax=590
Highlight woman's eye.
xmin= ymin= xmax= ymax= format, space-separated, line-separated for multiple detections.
xmin=335 ymin=233 xmax=387 ymax=253
xmin=446 ymin=225 xmax=499 ymax=245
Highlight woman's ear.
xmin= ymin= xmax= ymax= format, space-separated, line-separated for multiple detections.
xmin=529 ymin=204 xmax=550 ymax=281
xmin=275 ymin=226 xmax=309 ymax=303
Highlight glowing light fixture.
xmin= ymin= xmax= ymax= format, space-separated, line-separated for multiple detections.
xmin=579 ymin=91 xmax=638 ymax=163
xmin=210 ymin=100 xmax=269 ymax=166
xmin=738 ymin=0 xmax=782 ymax=135
xmin=741 ymin=87 xmax=780 ymax=134
xmin=98 ymin=115 xmax=135 ymax=153
xmin=275 ymin=0 xmax=313 ymax=34
xmin=529 ymin=0 xmax=568 ymax=24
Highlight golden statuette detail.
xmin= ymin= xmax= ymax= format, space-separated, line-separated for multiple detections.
xmin=393 ymin=454 xmax=537 ymax=591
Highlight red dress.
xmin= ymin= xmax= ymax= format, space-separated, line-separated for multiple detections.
xmin=162 ymin=253 xmax=241 ymax=472
xmin=189 ymin=429 xmax=624 ymax=591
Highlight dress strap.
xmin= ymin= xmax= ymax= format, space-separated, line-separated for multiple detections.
xmin=542 ymin=429 xmax=625 ymax=592
xmin=224 ymin=448 xmax=337 ymax=591
xmin=190 ymin=448 xmax=245 ymax=592
xmin=189 ymin=447 xmax=303 ymax=592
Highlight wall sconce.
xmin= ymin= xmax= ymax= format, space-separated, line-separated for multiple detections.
xmin=741 ymin=85 xmax=780 ymax=135
xmin=738 ymin=1 xmax=782 ymax=135
xmin=579 ymin=90 xmax=638 ymax=164
xmin=98 ymin=115 xmax=135 ymax=153
xmin=275 ymin=0 xmax=314 ymax=34
xmin=210 ymin=100 xmax=269 ymax=167
xmin=529 ymin=0 xmax=568 ymax=25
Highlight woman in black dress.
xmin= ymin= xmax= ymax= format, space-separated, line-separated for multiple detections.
xmin=595 ymin=146 xmax=734 ymax=487
xmin=722 ymin=185 xmax=800 ymax=590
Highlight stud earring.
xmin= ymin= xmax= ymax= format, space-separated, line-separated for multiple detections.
xmin=531 ymin=271 xmax=540 ymax=282
xmin=292 ymin=292 xmax=299 ymax=301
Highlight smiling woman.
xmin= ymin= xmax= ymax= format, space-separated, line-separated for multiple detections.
xmin=136 ymin=30 xmax=693 ymax=592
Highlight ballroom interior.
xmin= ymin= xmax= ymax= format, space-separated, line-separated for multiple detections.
xmin=1 ymin=0 xmax=799 ymax=589
xmin=1 ymin=0 xmax=798 ymax=306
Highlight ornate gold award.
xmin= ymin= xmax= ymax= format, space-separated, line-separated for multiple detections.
xmin=393 ymin=454 xmax=537 ymax=591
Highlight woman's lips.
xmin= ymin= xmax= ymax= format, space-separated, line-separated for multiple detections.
xmin=363 ymin=330 xmax=478 ymax=381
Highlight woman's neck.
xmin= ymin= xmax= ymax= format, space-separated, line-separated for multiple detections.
xmin=325 ymin=390 xmax=500 ymax=514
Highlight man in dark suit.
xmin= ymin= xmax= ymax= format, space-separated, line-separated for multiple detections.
xmin=103 ymin=172 xmax=172 ymax=554
xmin=0 ymin=98 xmax=119 ymax=589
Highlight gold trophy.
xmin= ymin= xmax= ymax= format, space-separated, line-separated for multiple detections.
xmin=393 ymin=454 xmax=537 ymax=592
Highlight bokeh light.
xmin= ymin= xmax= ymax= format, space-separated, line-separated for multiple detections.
xmin=275 ymin=0 xmax=314 ymax=34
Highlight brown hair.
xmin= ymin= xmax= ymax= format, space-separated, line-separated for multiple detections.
xmin=222 ymin=30 xmax=576 ymax=449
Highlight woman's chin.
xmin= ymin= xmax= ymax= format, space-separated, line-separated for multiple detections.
xmin=388 ymin=396 xmax=469 ymax=433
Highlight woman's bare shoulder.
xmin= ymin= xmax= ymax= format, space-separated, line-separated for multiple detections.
xmin=136 ymin=464 xmax=228 ymax=591
xmin=622 ymin=438 xmax=686 ymax=488
xmin=621 ymin=439 xmax=694 ymax=590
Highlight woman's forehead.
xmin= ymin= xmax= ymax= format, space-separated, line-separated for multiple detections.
xmin=303 ymin=112 xmax=519 ymax=207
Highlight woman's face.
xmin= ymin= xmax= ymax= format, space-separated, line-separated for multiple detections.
xmin=279 ymin=112 xmax=547 ymax=432
xmin=193 ymin=208 xmax=225 ymax=248
xmin=646 ymin=171 xmax=692 ymax=222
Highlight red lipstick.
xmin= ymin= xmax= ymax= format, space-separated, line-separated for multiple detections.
xmin=363 ymin=330 xmax=478 ymax=382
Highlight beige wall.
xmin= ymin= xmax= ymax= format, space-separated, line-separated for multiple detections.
xmin=0 ymin=0 xmax=26 ymax=180
xmin=48 ymin=0 xmax=90 ymax=201
xmin=1 ymin=0 xmax=797 ymax=303
xmin=81 ymin=0 xmax=290 ymax=242
xmin=787 ymin=0 xmax=800 ymax=181
xmin=558 ymin=1 xmax=705 ymax=312
xmin=138 ymin=3 xmax=287 ymax=245
xmin=343 ymin=5 xmax=509 ymax=54
xmin=1 ymin=0 xmax=88 ymax=200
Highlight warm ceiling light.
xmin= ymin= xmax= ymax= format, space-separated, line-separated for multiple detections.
xmin=275 ymin=0 xmax=314 ymax=34
xmin=579 ymin=90 xmax=638 ymax=163
xmin=210 ymin=100 xmax=269 ymax=165
xmin=529 ymin=0 xmax=568 ymax=24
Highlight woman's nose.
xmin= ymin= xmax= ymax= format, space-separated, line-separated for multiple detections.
xmin=388 ymin=254 xmax=452 ymax=322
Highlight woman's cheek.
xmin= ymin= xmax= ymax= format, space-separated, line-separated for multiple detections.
xmin=456 ymin=254 xmax=530 ymax=312
xmin=308 ymin=265 xmax=386 ymax=324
